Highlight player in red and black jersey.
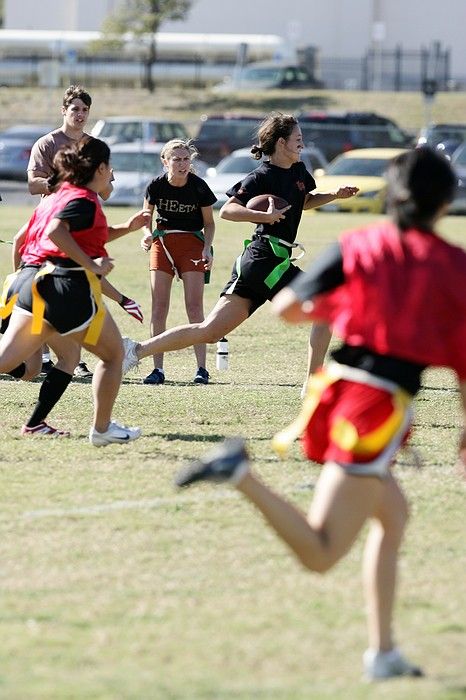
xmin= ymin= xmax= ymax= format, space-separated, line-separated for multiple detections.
xmin=0 ymin=137 xmax=150 ymax=444
xmin=175 ymin=147 xmax=464 ymax=680
xmin=122 ymin=114 xmax=357 ymax=373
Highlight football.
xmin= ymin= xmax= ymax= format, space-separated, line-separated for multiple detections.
xmin=246 ymin=194 xmax=289 ymax=212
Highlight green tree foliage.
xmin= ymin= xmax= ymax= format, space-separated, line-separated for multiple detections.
xmin=98 ymin=0 xmax=192 ymax=92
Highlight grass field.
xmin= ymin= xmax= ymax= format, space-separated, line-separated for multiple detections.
xmin=0 ymin=206 xmax=465 ymax=699
xmin=1 ymin=85 xmax=466 ymax=136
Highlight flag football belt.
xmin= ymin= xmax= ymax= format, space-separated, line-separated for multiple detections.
xmin=272 ymin=361 xmax=412 ymax=458
xmin=30 ymin=261 xmax=105 ymax=345
xmin=152 ymin=229 xmax=212 ymax=283
xmin=237 ymin=234 xmax=305 ymax=290
xmin=0 ymin=270 xmax=20 ymax=320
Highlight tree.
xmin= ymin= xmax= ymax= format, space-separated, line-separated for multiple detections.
xmin=100 ymin=0 xmax=192 ymax=92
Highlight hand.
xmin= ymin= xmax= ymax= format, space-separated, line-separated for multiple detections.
xmin=265 ymin=197 xmax=291 ymax=225
xmin=140 ymin=232 xmax=153 ymax=252
xmin=336 ymin=186 xmax=359 ymax=199
xmin=119 ymin=295 xmax=144 ymax=323
xmin=127 ymin=209 xmax=152 ymax=232
xmin=201 ymin=246 xmax=213 ymax=271
xmin=91 ymin=256 xmax=114 ymax=277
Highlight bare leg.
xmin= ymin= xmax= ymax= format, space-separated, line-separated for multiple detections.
xmin=182 ymin=271 xmax=206 ymax=368
xmin=0 ymin=311 xmax=54 ymax=374
xmin=135 ymin=294 xmax=251 ymax=360
xmin=302 ymin=323 xmax=332 ymax=394
xmin=363 ymin=473 xmax=409 ymax=651
xmin=148 ymin=270 xmax=173 ymax=370
xmin=237 ymin=462 xmax=384 ymax=573
xmin=81 ymin=312 xmax=124 ymax=433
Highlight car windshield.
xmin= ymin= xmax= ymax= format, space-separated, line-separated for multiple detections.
xmin=453 ymin=145 xmax=466 ymax=167
xmin=197 ymin=121 xmax=260 ymax=142
xmin=242 ymin=67 xmax=281 ymax=82
xmin=326 ymin=157 xmax=390 ymax=177
xmin=430 ymin=126 xmax=466 ymax=145
xmin=112 ymin=152 xmax=162 ymax=173
xmin=216 ymin=155 xmax=258 ymax=174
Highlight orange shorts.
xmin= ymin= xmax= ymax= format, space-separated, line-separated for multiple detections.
xmin=301 ymin=368 xmax=413 ymax=476
xmin=149 ymin=233 xmax=205 ymax=276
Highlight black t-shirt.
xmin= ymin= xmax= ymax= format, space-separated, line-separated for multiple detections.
xmin=226 ymin=160 xmax=316 ymax=244
xmin=55 ymin=198 xmax=96 ymax=231
xmin=145 ymin=172 xmax=217 ymax=232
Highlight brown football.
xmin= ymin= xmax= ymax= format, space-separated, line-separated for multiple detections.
xmin=246 ymin=194 xmax=289 ymax=212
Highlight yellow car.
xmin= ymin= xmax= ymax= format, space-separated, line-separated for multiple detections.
xmin=312 ymin=147 xmax=409 ymax=214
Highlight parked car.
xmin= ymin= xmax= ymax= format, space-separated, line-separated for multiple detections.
xmin=448 ymin=142 xmax=466 ymax=214
xmin=203 ymin=146 xmax=328 ymax=208
xmin=106 ymin=142 xmax=208 ymax=206
xmin=313 ymin=147 xmax=408 ymax=213
xmin=416 ymin=123 xmax=466 ymax=159
xmin=297 ymin=111 xmax=412 ymax=161
xmin=91 ymin=117 xmax=189 ymax=146
xmin=213 ymin=62 xmax=323 ymax=93
xmin=193 ymin=113 xmax=264 ymax=166
xmin=0 ymin=123 xmax=55 ymax=180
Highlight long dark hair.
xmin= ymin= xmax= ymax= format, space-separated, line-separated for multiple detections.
xmin=50 ymin=136 xmax=110 ymax=189
xmin=386 ymin=147 xmax=457 ymax=230
xmin=251 ymin=113 xmax=298 ymax=160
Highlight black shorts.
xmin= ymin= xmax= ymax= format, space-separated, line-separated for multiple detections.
xmin=16 ymin=266 xmax=97 ymax=335
xmin=220 ymin=239 xmax=302 ymax=315
xmin=0 ymin=264 xmax=39 ymax=334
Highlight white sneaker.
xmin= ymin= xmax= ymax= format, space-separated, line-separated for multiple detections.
xmin=122 ymin=337 xmax=139 ymax=374
xmin=363 ymin=647 xmax=423 ymax=681
xmin=89 ymin=421 xmax=141 ymax=447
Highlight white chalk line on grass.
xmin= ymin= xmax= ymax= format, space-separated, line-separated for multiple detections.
xmin=21 ymin=490 xmax=239 ymax=520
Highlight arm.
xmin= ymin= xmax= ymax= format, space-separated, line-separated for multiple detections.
xmin=47 ymin=219 xmax=113 ymax=277
xmin=28 ymin=169 xmax=52 ymax=196
xmin=140 ymin=200 xmax=155 ymax=251
xmin=220 ymin=196 xmax=290 ymax=224
xmin=200 ymin=205 xmax=215 ymax=270
xmin=107 ymin=209 xmax=151 ymax=242
xmin=12 ymin=222 xmax=28 ymax=270
xmin=272 ymin=286 xmax=314 ymax=324
xmin=303 ymin=186 xmax=359 ymax=210
xmin=101 ymin=278 xmax=144 ymax=323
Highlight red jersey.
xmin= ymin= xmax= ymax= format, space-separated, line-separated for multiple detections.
xmin=21 ymin=182 xmax=109 ymax=264
xmin=311 ymin=221 xmax=466 ymax=379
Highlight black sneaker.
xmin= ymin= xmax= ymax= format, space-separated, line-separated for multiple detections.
xmin=143 ymin=368 xmax=165 ymax=385
xmin=40 ymin=359 xmax=54 ymax=375
xmin=74 ymin=361 xmax=93 ymax=378
xmin=194 ymin=367 xmax=210 ymax=384
xmin=175 ymin=438 xmax=250 ymax=488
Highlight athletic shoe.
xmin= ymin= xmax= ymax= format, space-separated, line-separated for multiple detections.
xmin=21 ymin=421 xmax=70 ymax=438
xmin=175 ymin=437 xmax=250 ymax=488
xmin=122 ymin=337 xmax=139 ymax=374
xmin=89 ymin=420 xmax=141 ymax=447
xmin=143 ymin=368 xmax=165 ymax=385
xmin=74 ymin=361 xmax=93 ymax=378
xmin=193 ymin=367 xmax=210 ymax=384
xmin=40 ymin=359 xmax=54 ymax=375
xmin=363 ymin=647 xmax=424 ymax=681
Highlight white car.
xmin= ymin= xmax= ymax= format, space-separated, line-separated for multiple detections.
xmin=203 ymin=146 xmax=328 ymax=208
xmin=106 ymin=143 xmax=208 ymax=207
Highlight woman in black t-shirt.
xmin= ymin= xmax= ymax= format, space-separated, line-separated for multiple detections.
xmin=139 ymin=139 xmax=216 ymax=385
xmin=123 ymin=114 xmax=357 ymax=374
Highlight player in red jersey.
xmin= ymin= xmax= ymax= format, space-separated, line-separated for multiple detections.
xmin=175 ymin=148 xmax=464 ymax=680
xmin=0 ymin=137 xmax=149 ymax=444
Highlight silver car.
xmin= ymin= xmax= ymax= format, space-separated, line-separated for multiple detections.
xmin=106 ymin=143 xmax=208 ymax=207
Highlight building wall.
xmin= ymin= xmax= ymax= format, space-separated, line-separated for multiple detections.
xmin=4 ymin=0 xmax=465 ymax=77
